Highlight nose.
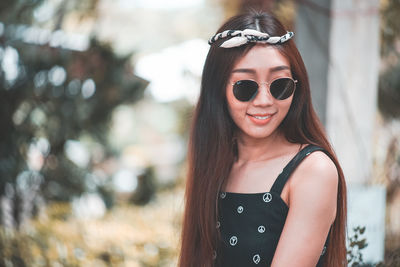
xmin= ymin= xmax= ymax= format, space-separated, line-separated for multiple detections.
xmin=252 ymin=82 xmax=274 ymax=106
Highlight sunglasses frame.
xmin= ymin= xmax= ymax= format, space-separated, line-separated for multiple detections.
xmin=231 ymin=77 xmax=298 ymax=102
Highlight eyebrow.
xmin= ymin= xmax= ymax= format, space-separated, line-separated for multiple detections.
xmin=231 ymin=68 xmax=256 ymax=74
xmin=270 ymin=65 xmax=290 ymax=73
xmin=231 ymin=65 xmax=290 ymax=74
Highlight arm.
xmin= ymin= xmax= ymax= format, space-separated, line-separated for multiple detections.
xmin=271 ymin=151 xmax=338 ymax=267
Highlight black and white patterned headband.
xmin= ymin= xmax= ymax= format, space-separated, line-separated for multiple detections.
xmin=208 ymin=29 xmax=294 ymax=48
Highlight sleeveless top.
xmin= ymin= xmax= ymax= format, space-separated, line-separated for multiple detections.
xmin=214 ymin=145 xmax=330 ymax=267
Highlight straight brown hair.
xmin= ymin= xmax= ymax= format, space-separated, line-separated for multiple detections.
xmin=179 ymin=11 xmax=347 ymax=267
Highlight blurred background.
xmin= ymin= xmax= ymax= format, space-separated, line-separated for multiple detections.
xmin=0 ymin=0 xmax=399 ymax=266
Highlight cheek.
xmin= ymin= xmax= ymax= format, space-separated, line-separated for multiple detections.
xmin=278 ymin=98 xmax=293 ymax=119
xmin=226 ymin=87 xmax=247 ymax=119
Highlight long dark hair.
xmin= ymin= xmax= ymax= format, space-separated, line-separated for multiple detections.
xmin=179 ymin=11 xmax=347 ymax=267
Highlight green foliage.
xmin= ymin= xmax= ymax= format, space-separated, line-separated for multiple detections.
xmin=379 ymin=0 xmax=400 ymax=118
xmin=0 ymin=0 xmax=99 ymax=25
xmin=347 ymin=226 xmax=369 ymax=266
xmin=0 ymin=0 xmax=148 ymax=228
xmin=0 ymin=0 xmax=44 ymax=24
xmin=378 ymin=59 xmax=400 ymax=118
xmin=0 ymin=197 xmax=180 ymax=267
xmin=0 ymin=203 xmax=114 ymax=267
xmin=380 ymin=0 xmax=400 ymax=58
xmin=345 ymin=226 xmax=400 ymax=267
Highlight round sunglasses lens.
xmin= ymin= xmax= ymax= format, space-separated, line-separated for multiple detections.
xmin=233 ymin=80 xmax=258 ymax=101
xmin=270 ymin=78 xmax=295 ymax=100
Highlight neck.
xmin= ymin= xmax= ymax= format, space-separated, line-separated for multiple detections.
xmin=235 ymin=130 xmax=289 ymax=163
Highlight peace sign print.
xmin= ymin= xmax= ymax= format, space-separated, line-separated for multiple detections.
xmin=253 ymin=254 xmax=261 ymax=264
xmin=237 ymin=205 xmax=244 ymax=213
xmin=262 ymin=192 xmax=272 ymax=202
xmin=229 ymin=236 xmax=238 ymax=246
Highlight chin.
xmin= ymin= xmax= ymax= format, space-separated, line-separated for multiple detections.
xmin=242 ymin=129 xmax=277 ymax=140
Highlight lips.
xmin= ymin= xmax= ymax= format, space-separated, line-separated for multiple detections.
xmin=247 ymin=112 xmax=275 ymax=125
xmin=252 ymin=114 xmax=272 ymax=119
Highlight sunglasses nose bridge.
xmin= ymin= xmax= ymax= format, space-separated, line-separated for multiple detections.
xmin=253 ymin=81 xmax=275 ymax=104
xmin=258 ymin=81 xmax=272 ymax=97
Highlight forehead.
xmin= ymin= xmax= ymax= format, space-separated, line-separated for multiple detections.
xmin=232 ymin=44 xmax=290 ymax=72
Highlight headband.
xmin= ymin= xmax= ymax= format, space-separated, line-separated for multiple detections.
xmin=208 ymin=29 xmax=294 ymax=48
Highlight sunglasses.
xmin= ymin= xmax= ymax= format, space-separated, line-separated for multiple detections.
xmin=231 ymin=77 xmax=297 ymax=102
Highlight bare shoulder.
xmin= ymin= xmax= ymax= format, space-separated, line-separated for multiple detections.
xmin=287 ymin=149 xmax=339 ymax=222
xmin=298 ymin=150 xmax=338 ymax=180
xmin=272 ymin=149 xmax=339 ymax=266
xmin=289 ymin=150 xmax=339 ymax=202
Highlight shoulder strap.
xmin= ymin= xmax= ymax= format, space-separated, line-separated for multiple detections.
xmin=270 ymin=145 xmax=328 ymax=195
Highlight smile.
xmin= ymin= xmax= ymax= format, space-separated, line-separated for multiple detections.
xmin=253 ymin=115 xmax=272 ymax=120
xmin=249 ymin=113 xmax=275 ymax=119
xmin=247 ymin=113 xmax=275 ymax=125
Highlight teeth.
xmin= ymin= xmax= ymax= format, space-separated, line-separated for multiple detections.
xmin=254 ymin=115 xmax=271 ymax=120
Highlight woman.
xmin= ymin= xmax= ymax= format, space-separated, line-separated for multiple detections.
xmin=179 ymin=11 xmax=347 ymax=267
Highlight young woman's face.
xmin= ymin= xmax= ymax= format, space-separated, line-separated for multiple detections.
xmin=226 ymin=44 xmax=294 ymax=140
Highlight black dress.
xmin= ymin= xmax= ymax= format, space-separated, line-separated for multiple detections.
xmin=215 ymin=145 xmax=330 ymax=267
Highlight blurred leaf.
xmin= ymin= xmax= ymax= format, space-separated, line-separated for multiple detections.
xmin=0 ymin=15 xmax=148 ymax=229
xmin=379 ymin=0 xmax=400 ymax=118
